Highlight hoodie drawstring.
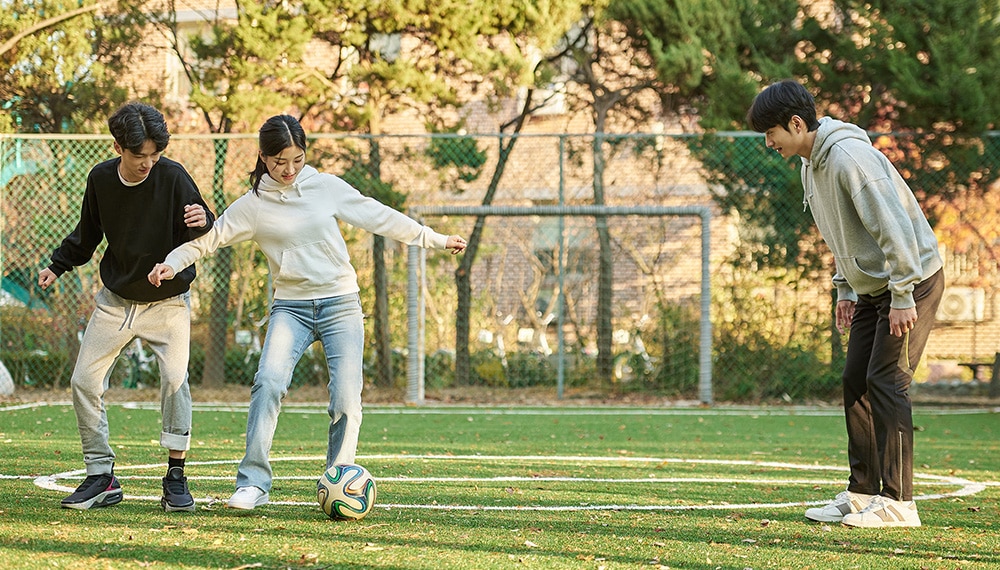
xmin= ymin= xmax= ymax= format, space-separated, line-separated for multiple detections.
xmin=119 ymin=301 xmax=138 ymax=331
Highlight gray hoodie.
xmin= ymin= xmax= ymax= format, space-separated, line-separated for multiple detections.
xmin=801 ymin=117 xmax=942 ymax=309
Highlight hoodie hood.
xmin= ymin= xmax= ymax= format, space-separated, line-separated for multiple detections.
xmin=801 ymin=118 xmax=873 ymax=211
xmin=810 ymin=117 xmax=872 ymax=169
xmin=257 ymin=164 xmax=321 ymax=195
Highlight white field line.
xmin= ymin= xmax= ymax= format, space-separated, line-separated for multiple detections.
xmin=25 ymin=455 xmax=991 ymax=512
xmin=4 ymin=401 xmax=999 ymax=416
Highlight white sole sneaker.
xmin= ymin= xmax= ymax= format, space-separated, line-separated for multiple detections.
xmin=842 ymin=496 xmax=921 ymax=528
xmin=227 ymin=487 xmax=270 ymax=510
xmin=804 ymin=490 xmax=875 ymax=523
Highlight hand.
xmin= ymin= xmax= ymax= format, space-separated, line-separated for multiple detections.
xmin=835 ymin=300 xmax=855 ymax=334
xmin=446 ymin=235 xmax=467 ymax=255
xmin=148 ymin=263 xmax=176 ymax=287
xmin=184 ymin=204 xmax=208 ymax=228
xmin=38 ymin=268 xmax=57 ymax=290
xmin=889 ymin=306 xmax=917 ymax=338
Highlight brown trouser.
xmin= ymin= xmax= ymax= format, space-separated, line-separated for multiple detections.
xmin=842 ymin=269 xmax=944 ymax=501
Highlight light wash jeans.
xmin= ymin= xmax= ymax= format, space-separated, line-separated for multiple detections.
xmin=72 ymin=288 xmax=193 ymax=476
xmin=236 ymin=293 xmax=365 ymax=492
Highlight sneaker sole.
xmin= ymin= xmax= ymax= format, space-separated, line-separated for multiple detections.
xmin=842 ymin=517 xmax=921 ymax=528
xmin=226 ymin=500 xmax=269 ymax=510
xmin=804 ymin=512 xmax=845 ymax=523
xmin=61 ymin=490 xmax=123 ymax=510
xmin=227 ymin=496 xmax=269 ymax=510
xmin=161 ymin=498 xmax=197 ymax=512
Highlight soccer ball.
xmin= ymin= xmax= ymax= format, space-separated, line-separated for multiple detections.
xmin=317 ymin=463 xmax=377 ymax=520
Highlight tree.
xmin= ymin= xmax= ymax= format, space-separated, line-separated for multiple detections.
xmin=297 ymin=0 xmax=582 ymax=388
xmin=0 ymin=0 xmax=143 ymax=132
xmin=548 ymin=0 xmax=747 ymax=384
xmin=708 ymin=0 xmax=1000 ymax=273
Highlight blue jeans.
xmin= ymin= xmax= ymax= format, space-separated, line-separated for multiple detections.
xmin=236 ymin=294 xmax=365 ymax=492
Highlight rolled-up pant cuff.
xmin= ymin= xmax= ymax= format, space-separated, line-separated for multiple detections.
xmin=161 ymin=431 xmax=191 ymax=452
xmin=85 ymin=460 xmax=115 ymax=476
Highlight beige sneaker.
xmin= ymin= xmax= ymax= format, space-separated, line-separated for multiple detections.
xmin=804 ymin=490 xmax=875 ymax=522
xmin=842 ymin=495 xmax=921 ymax=528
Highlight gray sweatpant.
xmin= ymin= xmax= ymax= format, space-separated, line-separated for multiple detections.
xmin=71 ymin=287 xmax=193 ymax=476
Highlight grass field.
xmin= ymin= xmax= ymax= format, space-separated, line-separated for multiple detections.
xmin=1 ymin=399 xmax=998 ymax=569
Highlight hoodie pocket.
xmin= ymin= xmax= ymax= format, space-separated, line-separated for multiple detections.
xmin=276 ymin=241 xmax=342 ymax=289
xmin=835 ymin=256 xmax=888 ymax=295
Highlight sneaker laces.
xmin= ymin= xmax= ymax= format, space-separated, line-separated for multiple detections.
xmin=164 ymin=469 xmax=189 ymax=496
xmin=831 ymin=491 xmax=851 ymax=503
xmin=862 ymin=495 xmax=888 ymax=512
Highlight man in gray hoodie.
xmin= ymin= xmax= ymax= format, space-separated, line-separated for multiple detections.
xmin=746 ymin=79 xmax=944 ymax=528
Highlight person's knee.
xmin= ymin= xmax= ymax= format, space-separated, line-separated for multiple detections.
xmin=251 ymin=372 xmax=290 ymax=401
xmin=328 ymin=400 xmax=362 ymax=423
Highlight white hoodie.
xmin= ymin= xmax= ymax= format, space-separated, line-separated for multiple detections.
xmin=163 ymin=165 xmax=449 ymax=300
xmin=801 ymin=117 xmax=943 ymax=309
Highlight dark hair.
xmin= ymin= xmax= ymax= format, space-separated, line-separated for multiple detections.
xmin=249 ymin=114 xmax=308 ymax=194
xmin=746 ymin=79 xmax=819 ymax=133
xmin=107 ymin=102 xmax=170 ymax=154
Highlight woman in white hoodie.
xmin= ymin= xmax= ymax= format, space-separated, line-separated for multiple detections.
xmin=149 ymin=114 xmax=467 ymax=510
xmin=746 ymin=80 xmax=944 ymax=528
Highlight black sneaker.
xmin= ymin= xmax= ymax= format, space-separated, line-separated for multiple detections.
xmin=61 ymin=473 xmax=123 ymax=510
xmin=161 ymin=467 xmax=196 ymax=512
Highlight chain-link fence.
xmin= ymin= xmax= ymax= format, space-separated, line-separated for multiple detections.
xmin=2 ymin=132 xmax=999 ymax=402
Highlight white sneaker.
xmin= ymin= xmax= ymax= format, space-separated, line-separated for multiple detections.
xmin=842 ymin=495 xmax=921 ymax=528
xmin=804 ymin=490 xmax=875 ymax=522
xmin=227 ymin=486 xmax=269 ymax=510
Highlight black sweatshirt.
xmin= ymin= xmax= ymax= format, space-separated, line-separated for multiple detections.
xmin=47 ymin=156 xmax=216 ymax=302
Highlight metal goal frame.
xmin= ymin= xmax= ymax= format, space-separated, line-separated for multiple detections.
xmin=406 ymin=205 xmax=713 ymax=405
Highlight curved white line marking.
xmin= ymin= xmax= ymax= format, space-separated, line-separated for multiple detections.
xmin=29 ymin=455 xmax=989 ymax=512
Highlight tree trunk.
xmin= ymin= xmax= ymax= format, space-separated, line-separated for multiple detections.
xmin=455 ymin=135 xmax=519 ymax=385
xmin=200 ymin=138 xmax=231 ymax=387
xmin=366 ymin=137 xmax=395 ymax=387
xmin=373 ymin=234 xmax=392 ymax=386
xmin=592 ymin=115 xmax=614 ymax=385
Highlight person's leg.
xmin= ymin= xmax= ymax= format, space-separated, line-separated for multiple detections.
xmin=842 ymin=270 xmax=944 ymax=528
xmin=139 ymin=292 xmax=195 ymax=512
xmin=141 ymin=292 xmax=193 ymax=456
xmin=71 ymin=288 xmax=137 ymax=476
xmin=866 ymin=270 xmax=944 ymax=501
xmin=804 ymin=295 xmax=881 ymax=522
xmin=235 ymin=300 xmax=315 ymax=494
xmin=315 ymin=294 xmax=366 ymax=468
xmin=62 ymin=288 xmax=133 ymax=509
xmin=841 ymin=296 xmax=881 ymax=496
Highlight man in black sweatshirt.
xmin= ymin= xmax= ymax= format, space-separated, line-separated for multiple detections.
xmin=38 ymin=102 xmax=215 ymax=512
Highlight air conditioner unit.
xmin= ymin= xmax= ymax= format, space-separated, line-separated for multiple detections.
xmin=936 ymin=287 xmax=985 ymax=322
